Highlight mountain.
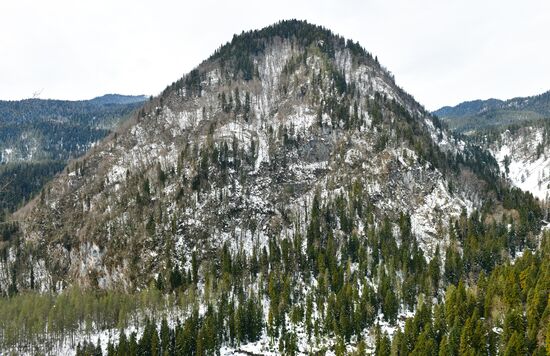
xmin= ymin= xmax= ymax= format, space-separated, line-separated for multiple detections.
xmin=435 ymin=90 xmax=550 ymax=200
xmin=89 ymin=94 xmax=149 ymax=105
xmin=434 ymin=90 xmax=550 ymax=133
xmin=0 ymin=95 xmax=146 ymax=215
xmin=1 ymin=20 xmax=547 ymax=355
xmin=0 ymin=95 xmax=147 ymax=162
xmin=465 ymin=118 xmax=550 ymax=202
xmin=434 ymin=98 xmax=502 ymax=119
xmin=11 ymin=19 xmax=485 ymax=290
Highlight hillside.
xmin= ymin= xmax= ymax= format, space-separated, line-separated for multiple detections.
xmin=435 ymin=91 xmax=550 ymax=202
xmin=468 ymin=119 xmax=550 ymax=201
xmin=0 ymin=94 xmax=147 ymax=163
xmin=434 ymin=90 xmax=550 ymax=133
xmin=0 ymin=94 xmax=146 ymax=215
xmin=1 ymin=20 xmax=547 ymax=355
xmin=11 ymin=20 xmax=490 ymax=291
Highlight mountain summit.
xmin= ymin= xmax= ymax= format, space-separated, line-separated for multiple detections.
xmin=4 ymin=20 xmax=517 ymax=290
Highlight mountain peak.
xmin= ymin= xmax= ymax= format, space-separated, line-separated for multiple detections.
xmin=89 ymin=94 xmax=148 ymax=105
xmin=213 ymin=19 xmax=339 ymax=57
xmin=200 ymin=19 xmax=377 ymax=82
xmin=160 ymin=20 xmax=420 ymax=123
xmin=9 ymin=20 xmax=493 ymax=295
xmin=1 ymin=20 xmax=547 ymax=356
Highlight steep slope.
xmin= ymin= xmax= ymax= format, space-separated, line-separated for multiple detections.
xmin=474 ymin=120 xmax=550 ymax=201
xmin=435 ymin=90 xmax=550 ymax=133
xmin=5 ymin=20 xmax=503 ymax=293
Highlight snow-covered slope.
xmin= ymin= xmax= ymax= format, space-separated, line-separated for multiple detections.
xmin=490 ymin=126 xmax=550 ymax=201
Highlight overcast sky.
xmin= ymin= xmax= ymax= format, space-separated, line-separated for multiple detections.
xmin=1 ymin=0 xmax=548 ymax=110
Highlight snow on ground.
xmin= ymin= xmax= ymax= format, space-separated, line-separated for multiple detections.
xmin=492 ymin=128 xmax=550 ymax=201
xmin=9 ymin=298 xmax=417 ymax=356
xmin=254 ymin=130 xmax=269 ymax=172
xmin=5 ymin=306 xmax=196 ymax=356
xmin=410 ymin=179 xmax=472 ymax=258
xmin=286 ymin=105 xmax=317 ymax=134
xmin=106 ymin=164 xmax=126 ymax=183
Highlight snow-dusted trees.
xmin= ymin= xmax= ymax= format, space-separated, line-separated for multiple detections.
xmin=2 ymin=177 xmax=549 ymax=354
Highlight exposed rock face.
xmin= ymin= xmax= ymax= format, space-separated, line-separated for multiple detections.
xmin=4 ymin=21 xmax=489 ymax=293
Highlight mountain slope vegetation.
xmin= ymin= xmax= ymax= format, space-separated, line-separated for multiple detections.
xmin=1 ymin=20 xmax=547 ymax=355
xmin=0 ymin=94 xmax=146 ymax=215
xmin=434 ymin=90 xmax=550 ymax=133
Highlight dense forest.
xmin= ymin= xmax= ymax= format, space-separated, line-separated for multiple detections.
xmin=469 ymin=118 xmax=550 ymax=150
xmin=0 ymin=95 xmax=146 ymax=217
xmin=0 ymin=161 xmax=65 ymax=216
xmin=0 ymin=95 xmax=146 ymax=125
xmin=434 ymin=90 xmax=550 ymax=133
xmin=0 ymin=95 xmax=145 ymax=163
xmin=1 ymin=184 xmax=547 ymax=354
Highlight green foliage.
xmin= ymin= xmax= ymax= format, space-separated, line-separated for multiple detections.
xmin=0 ymin=161 xmax=64 ymax=215
xmin=0 ymin=96 xmax=143 ymax=214
xmin=0 ymin=286 xmax=167 ymax=351
xmin=163 ymin=20 xmax=380 ymax=96
xmin=2 ymin=210 xmax=549 ymax=354
xmin=437 ymin=90 xmax=550 ymax=133
xmin=1 ymin=124 xmax=548 ymax=355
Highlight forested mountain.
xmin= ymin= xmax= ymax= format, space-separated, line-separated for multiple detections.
xmin=0 ymin=94 xmax=147 ymax=162
xmin=434 ymin=90 xmax=550 ymax=133
xmin=88 ymin=94 xmax=149 ymax=106
xmin=0 ymin=94 xmax=146 ymax=215
xmin=1 ymin=20 xmax=548 ymax=355
xmin=434 ymin=91 xmax=550 ymax=202
xmin=0 ymin=161 xmax=65 ymax=219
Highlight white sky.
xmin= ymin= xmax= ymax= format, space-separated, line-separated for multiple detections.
xmin=1 ymin=0 xmax=548 ymax=110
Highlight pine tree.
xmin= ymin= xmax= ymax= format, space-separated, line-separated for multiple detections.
xmin=151 ymin=326 xmax=160 ymax=356
xmin=117 ymin=330 xmax=129 ymax=355
xmin=374 ymin=330 xmax=391 ymax=356
xmin=244 ymin=92 xmax=251 ymax=121
xmin=160 ymin=318 xmax=170 ymax=354
xmin=129 ymin=332 xmax=138 ymax=355
xmin=459 ymin=311 xmax=477 ymax=355
xmin=234 ymin=88 xmax=241 ymax=113
xmin=429 ymin=246 xmax=441 ymax=295
xmin=411 ymin=325 xmax=437 ymax=356
xmin=504 ymin=331 xmax=526 ymax=356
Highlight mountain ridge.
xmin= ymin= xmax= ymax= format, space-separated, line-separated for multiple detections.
xmin=88 ymin=94 xmax=149 ymax=105
xmin=434 ymin=90 xmax=550 ymax=132
xmin=434 ymin=89 xmax=550 ymax=200
xmin=0 ymin=93 xmax=146 ymax=215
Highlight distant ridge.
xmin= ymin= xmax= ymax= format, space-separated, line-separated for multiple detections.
xmin=434 ymin=90 xmax=550 ymax=132
xmin=0 ymin=93 xmax=146 ymax=213
xmin=89 ymin=94 xmax=149 ymax=105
